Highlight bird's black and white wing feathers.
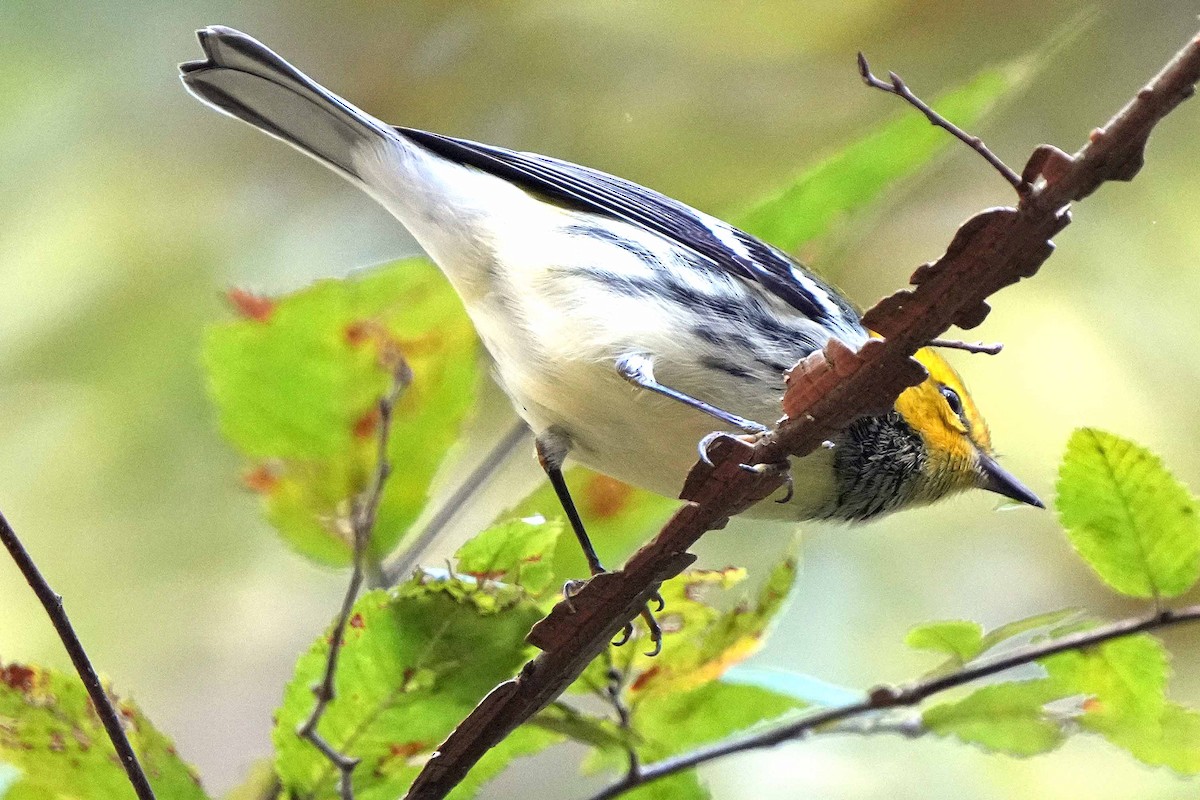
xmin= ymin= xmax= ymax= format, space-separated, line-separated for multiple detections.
xmin=398 ymin=127 xmax=863 ymax=331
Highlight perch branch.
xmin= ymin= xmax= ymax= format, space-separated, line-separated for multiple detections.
xmin=0 ymin=510 xmax=158 ymax=800
xmin=404 ymin=28 xmax=1200 ymax=800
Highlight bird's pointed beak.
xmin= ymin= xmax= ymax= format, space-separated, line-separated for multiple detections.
xmin=977 ymin=452 xmax=1044 ymax=508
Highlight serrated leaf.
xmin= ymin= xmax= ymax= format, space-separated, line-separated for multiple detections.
xmin=1041 ymin=633 xmax=1169 ymax=721
xmin=273 ymin=579 xmax=547 ymax=799
xmin=0 ymin=661 xmax=208 ymax=799
xmin=978 ymin=608 xmax=1083 ymax=654
xmin=1038 ymin=632 xmax=1200 ymax=772
xmin=454 ymin=516 xmax=565 ymax=596
xmin=924 ymin=680 xmax=1067 ymax=757
xmin=906 ymin=620 xmax=984 ymax=664
xmin=205 ymin=259 xmax=478 ymax=566
xmin=735 ymin=65 xmax=1025 ymax=255
xmin=1057 ymin=428 xmax=1200 ymax=598
xmin=1095 ymin=702 xmax=1200 ymax=775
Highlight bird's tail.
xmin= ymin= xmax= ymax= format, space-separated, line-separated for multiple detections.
xmin=180 ymin=26 xmax=394 ymax=185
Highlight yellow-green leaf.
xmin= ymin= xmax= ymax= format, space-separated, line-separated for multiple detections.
xmin=906 ymin=620 xmax=984 ymax=664
xmin=0 ymin=662 xmax=208 ymax=799
xmin=273 ymin=578 xmax=550 ymax=799
xmin=205 ymin=258 xmax=478 ymax=566
xmin=1057 ymin=428 xmax=1200 ymax=598
xmin=924 ymin=680 xmax=1067 ymax=757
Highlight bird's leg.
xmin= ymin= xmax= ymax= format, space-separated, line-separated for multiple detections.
xmin=535 ymin=428 xmax=662 ymax=655
xmin=616 ymin=353 xmax=769 ymax=435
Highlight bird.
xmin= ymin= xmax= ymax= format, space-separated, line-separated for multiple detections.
xmin=180 ymin=26 xmax=1043 ymax=645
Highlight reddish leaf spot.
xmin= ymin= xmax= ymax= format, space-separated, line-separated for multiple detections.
xmin=49 ymin=731 xmax=66 ymax=752
xmin=0 ymin=664 xmax=35 ymax=693
xmin=350 ymin=613 xmax=365 ymax=629
xmin=630 ymin=666 xmax=660 ymax=693
xmin=353 ymin=407 xmax=381 ymax=439
xmin=242 ymin=464 xmax=280 ymax=494
xmin=226 ymin=288 xmax=275 ymax=322
xmin=464 ymin=570 xmax=506 ymax=582
xmin=375 ymin=740 xmax=430 ymax=775
xmin=582 ymin=474 xmax=635 ymax=520
xmin=345 ymin=321 xmax=371 ymax=347
xmin=1082 ymin=697 xmax=1104 ymax=713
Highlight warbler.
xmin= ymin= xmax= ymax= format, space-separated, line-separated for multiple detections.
xmin=181 ymin=27 xmax=1042 ymax=578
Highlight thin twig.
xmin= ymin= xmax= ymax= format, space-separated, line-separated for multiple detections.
xmin=297 ymin=361 xmax=412 ymax=800
xmin=586 ymin=605 xmax=1200 ymax=800
xmin=928 ymin=338 xmax=1004 ymax=355
xmin=857 ymin=52 xmax=1025 ymax=192
xmin=381 ymin=417 xmax=531 ymax=586
xmin=0 ymin=511 xmax=157 ymax=800
xmin=603 ymin=657 xmax=640 ymax=781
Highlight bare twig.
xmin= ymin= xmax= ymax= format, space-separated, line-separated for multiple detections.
xmin=297 ymin=362 xmax=412 ymax=800
xmin=602 ymin=658 xmax=640 ymax=781
xmin=929 ymin=338 xmax=1004 ymax=355
xmin=381 ymin=417 xmax=531 ymax=586
xmin=0 ymin=510 xmax=158 ymax=800
xmin=586 ymin=605 xmax=1200 ymax=799
xmin=404 ymin=28 xmax=1200 ymax=800
xmin=857 ymin=52 xmax=1025 ymax=191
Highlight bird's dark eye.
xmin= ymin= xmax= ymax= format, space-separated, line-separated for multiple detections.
xmin=941 ymin=386 xmax=964 ymax=416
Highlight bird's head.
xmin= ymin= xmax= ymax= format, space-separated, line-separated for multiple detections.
xmin=894 ymin=347 xmax=1043 ymax=510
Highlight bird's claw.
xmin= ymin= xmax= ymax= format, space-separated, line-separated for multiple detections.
xmin=736 ymin=459 xmax=794 ymax=504
xmin=609 ymin=596 xmax=666 ymax=656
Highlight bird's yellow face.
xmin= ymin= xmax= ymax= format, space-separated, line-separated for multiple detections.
xmin=894 ymin=347 xmax=1041 ymax=508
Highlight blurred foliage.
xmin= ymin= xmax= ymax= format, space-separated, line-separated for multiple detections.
xmin=736 ymin=64 xmax=1025 ymax=258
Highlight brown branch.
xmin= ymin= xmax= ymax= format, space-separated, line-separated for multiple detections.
xmin=0 ymin=511 xmax=158 ymax=800
xmin=403 ymin=28 xmax=1200 ymax=800
xmin=586 ymin=604 xmax=1200 ymax=799
xmin=297 ymin=362 xmax=412 ymax=800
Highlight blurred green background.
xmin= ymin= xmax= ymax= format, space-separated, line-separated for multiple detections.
xmin=3 ymin=1 xmax=1200 ymax=797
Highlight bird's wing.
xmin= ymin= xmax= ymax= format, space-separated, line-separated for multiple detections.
xmin=398 ymin=127 xmax=863 ymax=330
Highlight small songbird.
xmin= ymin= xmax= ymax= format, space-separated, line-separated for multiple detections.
xmin=180 ymin=27 xmax=1042 ymax=608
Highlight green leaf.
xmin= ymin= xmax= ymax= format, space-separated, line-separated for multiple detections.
xmin=625 ymin=546 xmax=799 ymax=695
xmin=1096 ymin=702 xmax=1200 ymax=775
xmin=1057 ymin=428 xmax=1200 ymax=598
xmin=454 ymin=516 xmax=565 ymax=597
xmin=1042 ymin=633 xmax=1169 ymax=720
xmin=502 ymin=467 xmax=679 ymax=586
xmin=905 ymin=620 xmax=984 ymax=664
xmin=0 ymin=661 xmax=208 ymax=799
xmin=735 ymin=64 xmax=1025 ymax=254
xmin=924 ymin=680 xmax=1067 ymax=757
xmin=205 ymin=258 xmax=478 ymax=566
xmin=1040 ymin=632 xmax=1200 ymax=773
xmin=978 ymin=608 xmax=1083 ymax=653
xmin=634 ymin=681 xmax=800 ymax=759
xmin=272 ymin=578 xmax=547 ymax=799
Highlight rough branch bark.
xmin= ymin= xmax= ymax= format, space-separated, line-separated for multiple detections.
xmin=404 ymin=29 xmax=1200 ymax=800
